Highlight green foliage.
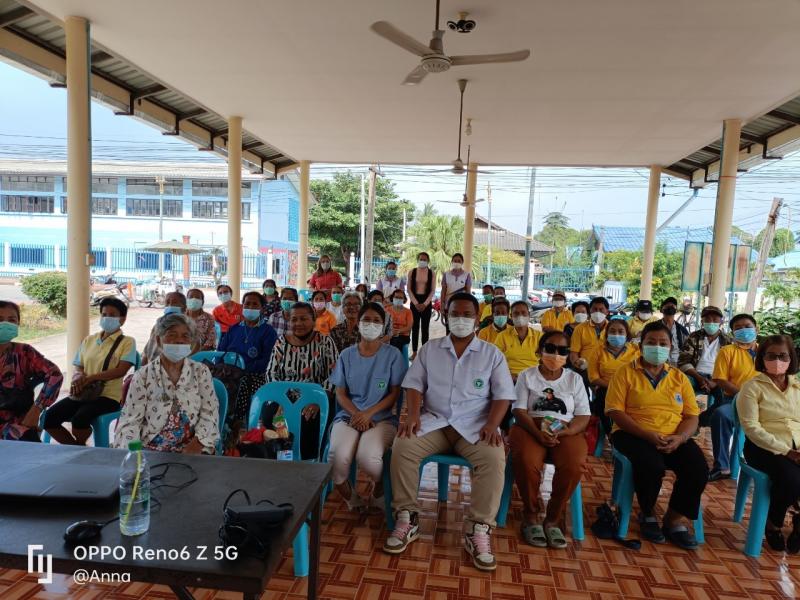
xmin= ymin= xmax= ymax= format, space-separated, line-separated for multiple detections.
xmin=755 ymin=307 xmax=800 ymax=349
xmin=731 ymin=226 xmax=755 ymax=245
xmin=754 ymin=227 xmax=796 ymax=258
xmin=402 ymin=214 xmax=468 ymax=280
xmin=596 ymin=243 xmax=683 ymax=303
xmin=21 ymin=271 xmax=68 ymax=317
xmin=762 ymin=268 xmax=800 ymax=307
xmin=534 ymin=211 xmax=592 ymax=267
xmin=309 ymin=172 xmax=414 ymax=266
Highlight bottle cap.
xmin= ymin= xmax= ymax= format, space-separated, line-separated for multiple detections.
xmin=128 ymin=440 xmax=143 ymax=451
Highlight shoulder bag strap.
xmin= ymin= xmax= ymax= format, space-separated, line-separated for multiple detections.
xmin=102 ymin=334 xmax=126 ymax=372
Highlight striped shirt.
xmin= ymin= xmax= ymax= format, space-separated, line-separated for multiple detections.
xmin=266 ymin=333 xmax=339 ymax=392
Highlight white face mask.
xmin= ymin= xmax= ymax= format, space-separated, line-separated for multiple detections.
xmin=638 ymin=312 xmax=652 ymax=321
xmin=320 ymin=262 xmax=330 ymax=271
xmin=553 ymin=300 xmax=565 ymax=308
xmin=574 ymin=313 xmax=588 ymax=324
xmin=161 ymin=343 xmax=192 ymax=362
xmin=448 ymin=316 xmax=475 ymax=338
xmin=512 ymin=315 xmax=529 ymax=328
xmin=451 ymin=262 xmax=463 ymax=271
xmin=418 ymin=260 xmax=428 ymax=269
xmin=590 ymin=311 xmax=606 ymax=324
xmin=358 ymin=321 xmax=383 ymax=341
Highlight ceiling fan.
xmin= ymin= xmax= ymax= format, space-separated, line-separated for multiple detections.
xmin=370 ymin=0 xmax=531 ymax=86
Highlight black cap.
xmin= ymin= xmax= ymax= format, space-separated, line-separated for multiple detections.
xmin=701 ymin=305 xmax=724 ymax=319
xmin=635 ymin=300 xmax=653 ymax=312
xmin=661 ymin=297 xmax=679 ymax=308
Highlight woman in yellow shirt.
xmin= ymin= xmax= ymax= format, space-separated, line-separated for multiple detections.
xmin=605 ymin=321 xmax=706 ymax=550
xmin=311 ymin=290 xmax=338 ymax=336
xmin=736 ymin=335 xmax=800 ymax=553
xmin=494 ymin=301 xmax=542 ymax=382
xmin=478 ymin=297 xmax=510 ymax=344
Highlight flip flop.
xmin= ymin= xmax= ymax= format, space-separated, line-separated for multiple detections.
xmin=521 ymin=524 xmax=548 ymax=547
xmin=662 ymin=524 xmax=698 ymax=550
xmin=545 ymin=526 xmax=568 ymax=549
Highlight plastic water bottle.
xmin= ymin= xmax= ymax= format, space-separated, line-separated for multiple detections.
xmin=119 ymin=440 xmax=150 ymax=536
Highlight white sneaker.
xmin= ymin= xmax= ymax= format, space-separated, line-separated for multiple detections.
xmin=383 ymin=510 xmax=420 ymax=554
xmin=464 ymin=523 xmax=496 ymax=571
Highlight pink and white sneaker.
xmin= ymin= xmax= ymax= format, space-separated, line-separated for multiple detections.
xmin=464 ymin=522 xmax=496 ymax=571
xmin=382 ymin=510 xmax=420 ymax=554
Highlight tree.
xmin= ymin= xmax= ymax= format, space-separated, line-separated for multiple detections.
xmin=534 ymin=213 xmax=592 ymax=268
xmin=543 ymin=211 xmax=570 ymax=230
xmin=596 ymin=243 xmax=683 ymax=303
xmin=754 ymin=227 xmax=796 ymax=258
xmin=308 ymin=172 xmax=414 ymax=266
xmin=401 ymin=214 xmax=467 ymax=281
xmin=762 ymin=268 xmax=800 ymax=307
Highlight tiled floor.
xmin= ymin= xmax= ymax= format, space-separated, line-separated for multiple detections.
xmin=3 ymin=432 xmax=800 ymax=600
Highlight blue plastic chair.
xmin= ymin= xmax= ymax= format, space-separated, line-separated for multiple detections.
xmin=190 ymin=350 xmax=245 ymax=370
xmin=401 ymin=344 xmax=409 ymax=364
xmin=593 ymin=418 xmax=607 ymax=458
xmin=731 ymin=402 xmax=771 ymax=557
xmin=248 ymin=382 xmax=330 ymax=578
xmin=298 ymin=289 xmax=313 ymax=301
xmin=611 ymin=448 xmax=704 ymax=542
xmin=212 ymin=378 xmax=228 ymax=455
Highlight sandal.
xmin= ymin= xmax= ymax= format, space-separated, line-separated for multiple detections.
xmin=662 ymin=524 xmax=698 ymax=550
xmin=638 ymin=514 xmax=665 ymax=544
xmin=545 ymin=526 xmax=568 ymax=549
xmin=521 ymin=523 xmax=547 ymax=547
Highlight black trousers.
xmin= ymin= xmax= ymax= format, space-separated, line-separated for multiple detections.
xmin=410 ymin=294 xmax=432 ymax=351
xmin=43 ymin=396 xmax=120 ymax=430
xmin=612 ymin=430 xmax=708 ymax=520
xmin=390 ymin=335 xmax=410 ymax=351
xmin=744 ymin=439 xmax=800 ymax=527
xmin=592 ymin=387 xmax=612 ymax=436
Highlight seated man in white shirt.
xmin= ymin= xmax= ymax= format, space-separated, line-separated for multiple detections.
xmin=383 ymin=292 xmax=515 ymax=571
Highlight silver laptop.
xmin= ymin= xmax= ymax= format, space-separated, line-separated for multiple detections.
xmin=0 ymin=463 xmax=119 ymax=501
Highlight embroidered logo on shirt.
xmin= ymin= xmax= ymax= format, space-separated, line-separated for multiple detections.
xmin=377 ymin=380 xmax=387 ymax=390
xmin=675 ymin=393 xmax=683 ymax=404
xmin=473 ymin=378 xmax=485 ymax=389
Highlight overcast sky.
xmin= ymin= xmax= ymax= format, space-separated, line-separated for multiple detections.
xmin=2 ymin=60 xmax=799 ymax=240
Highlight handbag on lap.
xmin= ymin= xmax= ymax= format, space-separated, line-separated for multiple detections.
xmin=73 ymin=335 xmax=125 ymax=402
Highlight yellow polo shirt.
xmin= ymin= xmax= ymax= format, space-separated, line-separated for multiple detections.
xmin=587 ymin=343 xmax=640 ymax=385
xmin=478 ymin=324 xmax=507 ymax=345
xmin=540 ymin=308 xmax=574 ymax=332
xmin=712 ymin=343 xmax=757 ymax=390
xmin=479 ymin=302 xmax=493 ymax=321
xmin=72 ymin=330 xmax=137 ymax=403
xmin=494 ymin=326 xmax=542 ymax=377
xmin=629 ymin=315 xmax=659 ymax=339
xmin=569 ymin=320 xmax=607 ymax=358
xmin=736 ymin=373 xmax=800 ymax=456
xmin=605 ymin=359 xmax=698 ymax=435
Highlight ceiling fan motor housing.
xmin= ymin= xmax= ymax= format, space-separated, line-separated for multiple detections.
xmin=421 ymin=55 xmax=452 ymax=73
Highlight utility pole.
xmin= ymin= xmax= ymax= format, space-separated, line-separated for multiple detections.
xmin=364 ymin=165 xmax=379 ymax=284
xmin=745 ymin=198 xmax=783 ymax=313
xmin=359 ymin=173 xmax=366 ymax=282
xmin=486 ymin=182 xmax=493 ymax=283
xmin=155 ymin=175 xmax=166 ymax=279
xmin=521 ymin=167 xmax=537 ymax=299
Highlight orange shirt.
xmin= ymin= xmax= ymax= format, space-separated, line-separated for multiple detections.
xmin=212 ymin=302 xmax=243 ymax=333
xmin=314 ymin=309 xmax=338 ymax=336
xmin=387 ymin=306 xmax=413 ymax=335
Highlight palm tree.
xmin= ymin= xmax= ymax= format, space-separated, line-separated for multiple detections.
xmin=401 ymin=214 xmax=481 ymax=282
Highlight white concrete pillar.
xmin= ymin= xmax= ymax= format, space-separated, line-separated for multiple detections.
xmin=639 ymin=165 xmax=661 ymax=301
xmin=266 ymin=247 xmax=274 ymax=280
xmin=709 ymin=119 xmax=742 ymax=308
xmin=65 ymin=16 xmax=92 ymax=377
xmin=348 ymin=251 xmax=356 ymax=287
xmin=463 ymin=162 xmax=478 ymax=274
xmin=227 ymin=116 xmax=242 ymax=301
xmin=105 ymin=246 xmax=113 ymax=273
xmin=4 ymin=242 xmax=10 ymax=269
xmin=54 ymin=244 xmax=61 ymax=270
xmin=298 ymin=160 xmax=311 ymax=289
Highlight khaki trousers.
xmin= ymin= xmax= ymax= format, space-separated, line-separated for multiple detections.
xmin=390 ymin=425 xmax=506 ymax=527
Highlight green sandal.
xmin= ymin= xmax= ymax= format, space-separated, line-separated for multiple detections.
xmin=545 ymin=526 xmax=568 ymax=549
xmin=521 ymin=524 xmax=548 ymax=547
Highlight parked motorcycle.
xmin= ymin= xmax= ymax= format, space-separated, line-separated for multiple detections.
xmin=90 ymin=281 xmax=129 ymax=307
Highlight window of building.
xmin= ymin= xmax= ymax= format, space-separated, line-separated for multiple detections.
xmin=125 ymin=198 xmax=183 ymax=217
xmin=92 ymin=177 xmax=118 ymax=194
xmin=0 ymin=176 xmax=55 ymax=193
xmin=126 ymin=178 xmax=182 ymax=196
xmin=192 ymin=200 xmax=250 ymax=220
xmin=192 ymin=180 xmax=251 ymax=198
xmin=1 ymin=195 xmax=55 ymax=214
xmin=61 ymin=197 xmax=119 ymax=215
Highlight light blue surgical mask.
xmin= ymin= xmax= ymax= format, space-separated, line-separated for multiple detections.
xmin=392 ymin=298 xmax=403 ymax=308
xmin=493 ymin=315 xmax=508 ymax=328
xmin=0 ymin=322 xmax=19 ymax=343
xmin=386 ymin=269 xmax=396 ymax=277
xmin=161 ymin=343 xmax=192 ymax=362
xmin=163 ymin=306 xmax=183 ymax=316
xmin=642 ymin=344 xmax=670 ymax=366
xmin=280 ymin=300 xmax=294 ymax=311
xmin=733 ymin=327 xmax=757 ymax=344
xmin=186 ymin=298 xmax=203 ymax=311
xmin=607 ymin=334 xmax=627 ymax=348
xmin=702 ymin=322 xmax=720 ymax=336
xmin=263 ymin=287 xmax=276 ymax=296
xmin=99 ymin=316 xmax=120 ymax=333
xmin=243 ymin=308 xmax=261 ymax=322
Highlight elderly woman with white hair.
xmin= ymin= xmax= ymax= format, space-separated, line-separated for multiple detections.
xmin=114 ymin=313 xmax=219 ymax=454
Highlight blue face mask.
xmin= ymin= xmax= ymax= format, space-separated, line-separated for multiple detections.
xmin=386 ymin=269 xmax=396 ymax=277
xmin=642 ymin=344 xmax=670 ymax=366
xmin=733 ymin=327 xmax=757 ymax=344
xmin=280 ymin=300 xmax=294 ymax=311
xmin=99 ymin=316 xmax=120 ymax=333
xmin=242 ymin=308 xmax=261 ymax=322
xmin=493 ymin=315 xmax=508 ymax=328
xmin=702 ymin=322 xmax=720 ymax=336
xmin=163 ymin=306 xmax=183 ymax=316
xmin=607 ymin=334 xmax=627 ymax=348
xmin=0 ymin=322 xmax=19 ymax=343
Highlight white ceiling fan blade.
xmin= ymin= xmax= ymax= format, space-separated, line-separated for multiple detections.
xmin=450 ymin=49 xmax=531 ymax=66
xmin=371 ymin=21 xmax=431 ymax=57
xmin=402 ymin=65 xmax=429 ymax=86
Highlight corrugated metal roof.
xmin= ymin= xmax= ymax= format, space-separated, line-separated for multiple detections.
xmin=767 ymin=249 xmax=800 ymax=271
xmin=592 ymin=225 xmax=748 ymax=253
xmin=0 ymin=0 xmax=295 ymax=173
xmin=0 ymin=158 xmax=263 ymax=180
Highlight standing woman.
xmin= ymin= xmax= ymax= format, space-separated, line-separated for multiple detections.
xmin=377 ymin=261 xmax=406 ymax=300
xmin=308 ymin=255 xmax=342 ymax=301
xmin=440 ymin=253 xmax=472 ymax=331
xmin=186 ymin=288 xmax=216 ymax=351
xmin=329 ymin=302 xmax=407 ymax=510
xmin=261 ymin=279 xmax=282 ymax=319
xmin=736 ymin=335 xmax=800 ymax=552
xmin=0 ymin=301 xmax=63 ymax=441
xmin=265 ymin=303 xmax=340 ymax=459
xmin=312 ymin=290 xmax=338 ymax=336
xmin=407 ymin=251 xmax=435 ymax=358
xmin=212 ymin=284 xmax=243 ymax=334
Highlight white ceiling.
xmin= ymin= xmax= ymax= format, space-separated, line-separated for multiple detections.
xmin=26 ymin=0 xmax=800 ymax=167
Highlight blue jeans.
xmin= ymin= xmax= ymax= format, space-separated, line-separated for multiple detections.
xmin=710 ymin=399 xmax=734 ymax=472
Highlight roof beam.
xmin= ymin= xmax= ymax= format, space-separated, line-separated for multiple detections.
xmin=739 ymin=131 xmax=764 ymax=144
xmin=767 ymin=109 xmax=800 ymax=126
xmin=178 ymin=108 xmax=207 ymax=120
xmin=0 ymin=7 xmax=33 ymax=28
xmin=242 ymin=141 xmax=263 ymax=151
xmin=701 ymin=146 xmax=721 ymax=156
xmin=90 ymin=50 xmax=113 ymax=64
xmin=132 ymin=84 xmax=166 ymax=100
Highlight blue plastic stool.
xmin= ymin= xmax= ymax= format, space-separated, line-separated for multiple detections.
xmin=731 ymin=402 xmax=771 ymax=557
xmin=248 ymin=382 xmax=329 ymax=578
xmin=212 ymin=378 xmax=228 ymax=455
xmin=191 ymin=350 xmax=245 ymax=370
xmin=611 ymin=448 xmax=704 ymax=542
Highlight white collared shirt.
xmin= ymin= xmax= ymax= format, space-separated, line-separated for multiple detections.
xmin=696 ymin=336 xmax=721 ymax=374
xmin=402 ymin=335 xmax=516 ymax=443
